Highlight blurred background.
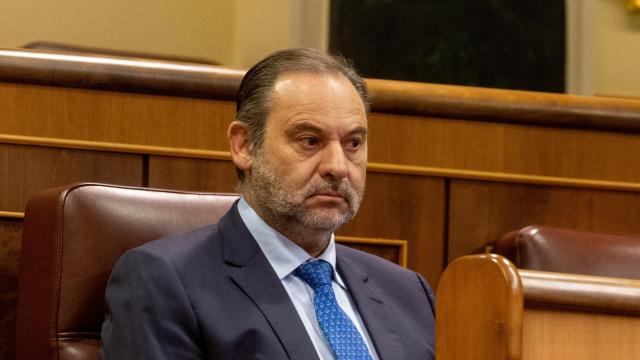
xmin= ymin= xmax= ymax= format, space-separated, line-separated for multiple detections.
xmin=0 ymin=0 xmax=639 ymax=97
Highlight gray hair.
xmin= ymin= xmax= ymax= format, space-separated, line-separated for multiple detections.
xmin=235 ymin=48 xmax=369 ymax=181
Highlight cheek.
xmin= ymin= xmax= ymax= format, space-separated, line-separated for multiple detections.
xmin=349 ymin=163 xmax=367 ymax=187
xmin=280 ymin=161 xmax=318 ymax=185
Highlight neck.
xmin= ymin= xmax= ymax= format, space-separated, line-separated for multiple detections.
xmin=243 ymin=194 xmax=331 ymax=257
xmin=273 ymin=223 xmax=331 ymax=258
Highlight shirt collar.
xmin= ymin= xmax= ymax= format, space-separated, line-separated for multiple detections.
xmin=237 ymin=197 xmax=346 ymax=288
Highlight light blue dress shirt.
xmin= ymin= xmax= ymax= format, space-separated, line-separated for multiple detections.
xmin=237 ymin=198 xmax=379 ymax=360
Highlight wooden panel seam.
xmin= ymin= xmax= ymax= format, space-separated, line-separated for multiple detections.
xmin=3 ymin=133 xmax=640 ymax=192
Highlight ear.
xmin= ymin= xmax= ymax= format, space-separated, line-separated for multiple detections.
xmin=227 ymin=121 xmax=254 ymax=172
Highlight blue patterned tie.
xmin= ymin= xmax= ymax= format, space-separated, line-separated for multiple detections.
xmin=294 ymin=260 xmax=373 ymax=360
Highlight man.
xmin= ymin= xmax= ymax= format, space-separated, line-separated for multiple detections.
xmin=101 ymin=48 xmax=435 ymax=359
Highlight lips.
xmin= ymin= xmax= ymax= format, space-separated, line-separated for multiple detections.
xmin=310 ymin=192 xmax=345 ymax=201
xmin=316 ymin=191 xmax=342 ymax=197
xmin=307 ymin=190 xmax=350 ymax=207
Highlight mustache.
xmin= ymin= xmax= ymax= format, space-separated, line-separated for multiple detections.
xmin=305 ymin=179 xmax=359 ymax=203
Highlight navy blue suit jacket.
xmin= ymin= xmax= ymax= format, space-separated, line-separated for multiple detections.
xmin=101 ymin=203 xmax=436 ymax=359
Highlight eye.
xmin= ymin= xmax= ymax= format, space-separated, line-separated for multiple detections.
xmin=345 ymin=137 xmax=362 ymax=151
xmin=300 ymin=136 xmax=320 ymax=148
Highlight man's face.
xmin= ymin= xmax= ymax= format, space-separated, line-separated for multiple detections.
xmin=247 ymin=72 xmax=367 ymax=232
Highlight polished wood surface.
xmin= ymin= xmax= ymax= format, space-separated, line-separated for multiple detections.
xmin=0 ymin=48 xmax=242 ymax=99
xmin=437 ymin=254 xmax=640 ymax=360
xmin=23 ymin=41 xmax=220 ymax=65
xmin=3 ymin=48 xmax=640 ymax=133
xmin=0 ymin=143 xmax=143 ymax=212
xmin=6 ymin=132 xmax=640 ymax=192
xmin=0 ymin=83 xmax=234 ymax=150
xmin=366 ymin=78 xmax=640 ymax=133
xmin=4 ymin=80 xmax=640 ymax=184
xmin=148 ymin=157 xmax=238 ymax=192
xmin=368 ymin=112 xmax=640 ymax=183
xmin=436 ymin=254 xmax=522 ymax=360
xmin=523 ymin=309 xmax=640 ymax=360
xmin=521 ymin=270 xmax=640 ymax=314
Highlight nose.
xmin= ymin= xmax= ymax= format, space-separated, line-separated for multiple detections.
xmin=318 ymin=141 xmax=349 ymax=180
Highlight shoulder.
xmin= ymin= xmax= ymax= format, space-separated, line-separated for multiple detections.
xmin=137 ymin=224 xmax=220 ymax=257
xmin=115 ymin=223 xmax=224 ymax=278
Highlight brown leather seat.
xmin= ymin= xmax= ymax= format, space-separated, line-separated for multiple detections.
xmin=492 ymin=225 xmax=640 ymax=280
xmin=15 ymin=183 xmax=239 ymax=360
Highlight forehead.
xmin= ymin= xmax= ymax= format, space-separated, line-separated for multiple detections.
xmin=267 ymin=71 xmax=367 ymax=118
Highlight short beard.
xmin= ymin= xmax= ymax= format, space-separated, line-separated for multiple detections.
xmin=247 ymin=152 xmax=364 ymax=233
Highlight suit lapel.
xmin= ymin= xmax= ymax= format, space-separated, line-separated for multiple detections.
xmin=219 ymin=204 xmax=319 ymax=360
xmin=336 ymin=248 xmax=405 ymax=360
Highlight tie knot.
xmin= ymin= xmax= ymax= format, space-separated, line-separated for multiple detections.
xmin=294 ymin=259 xmax=333 ymax=290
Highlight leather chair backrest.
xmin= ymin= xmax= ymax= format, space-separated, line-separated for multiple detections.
xmin=15 ymin=183 xmax=239 ymax=360
xmin=493 ymin=225 xmax=640 ymax=280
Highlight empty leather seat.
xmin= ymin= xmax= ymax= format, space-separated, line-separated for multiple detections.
xmin=492 ymin=225 xmax=640 ymax=280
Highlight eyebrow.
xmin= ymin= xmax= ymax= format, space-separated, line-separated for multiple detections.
xmin=285 ymin=122 xmax=323 ymax=137
xmin=346 ymin=126 xmax=368 ymax=138
xmin=285 ymin=121 xmax=368 ymax=138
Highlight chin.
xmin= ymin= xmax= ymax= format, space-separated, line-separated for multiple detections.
xmin=299 ymin=209 xmax=353 ymax=231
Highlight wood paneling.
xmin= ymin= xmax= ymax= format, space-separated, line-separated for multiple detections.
xmin=369 ymin=112 xmax=640 ymax=183
xmin=148 ymin=157 xmax=238 ymax=193
xmin=4 ymin=48 xmax=640 ymax=133
xmin=0 ymin=143 xmax=144 ymax=212
xmin=523 ymin=309 xmax=640 ymax=360
xmin=448 ymin=179 xmax=640 ymax=262
xmin=0 ymin=217 xmax=22 ymax=360
xmin=0 ymin=82 xmax=235 ymax=151
xmin=336 ymin=236 xmax=407 ymax=267
xmin=339 ymin=243 xmax=401 ymax=265
xmin=3 ymin=81 xmax=640 ymax=185
xmin=338 ymin=172 xmax=445 ymax=286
